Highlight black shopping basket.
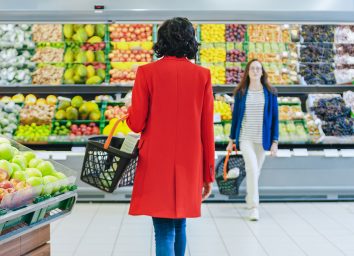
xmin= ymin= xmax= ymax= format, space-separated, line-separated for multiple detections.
xmin=80 ymin=115 xmax=139 ymax=193
xmin=215 ymin=144 xmax=246 ymax=196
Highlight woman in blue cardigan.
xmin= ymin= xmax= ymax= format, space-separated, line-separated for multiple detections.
xmin=227 ymin=59 xmax=279 ymax=221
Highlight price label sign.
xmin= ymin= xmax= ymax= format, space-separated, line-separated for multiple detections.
xmin=52 ymin=152 xmax=67 ymax=160
xmin=214 ymin=114 xmax=221 ymax=123
xmin=276 ymin=149 xmax=291 ymax=157
xmin=36 ymin=152 xmax=50 ymax=160
xmin=293 ymin=148 xmax=309 ymax=157
xmin=341 ymin=149 xmax=354 ymax=157
xmin=324 ymin=149 xmax=339 ymax=157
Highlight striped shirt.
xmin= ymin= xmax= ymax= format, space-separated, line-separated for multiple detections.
xmin=239 ymin=90 xmax=265 ymax=143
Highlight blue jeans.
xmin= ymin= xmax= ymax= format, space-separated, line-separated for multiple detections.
xmin=152 ymin=217 xmax=187 ymax=256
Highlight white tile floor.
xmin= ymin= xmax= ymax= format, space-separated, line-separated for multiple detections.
xmin=51 ymin=202 xmax=354 ymax=256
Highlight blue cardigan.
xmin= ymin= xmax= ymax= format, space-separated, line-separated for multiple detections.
xmin=229 ymin=87 xmax=279 ymax=151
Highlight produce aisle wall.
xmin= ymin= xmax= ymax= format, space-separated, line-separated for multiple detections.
xmin=0 ymin=2 xmax=354 ymax=202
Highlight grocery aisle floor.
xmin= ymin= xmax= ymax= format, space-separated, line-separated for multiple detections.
xmin=51 ymin=202 xmax=354 ymax=256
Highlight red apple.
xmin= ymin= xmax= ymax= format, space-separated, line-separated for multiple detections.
xmin=0 ymin=181 xmax=14 ymax=189
xmin=0 ymin=169 xmax=9 ymax=182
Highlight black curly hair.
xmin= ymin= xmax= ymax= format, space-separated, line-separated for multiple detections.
xmin=153 ymin=17 xmax=199 ymax=59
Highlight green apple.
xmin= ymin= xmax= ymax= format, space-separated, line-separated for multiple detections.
xmin=12 ymin=170 xmax=28 ymax=182
xmin=0 ymin=138 xmax=11 ymax=145
xmin=42 ymin=183 xmax=53 ymax=195
xmin=0 ymin=143 xmax=14 ymax=161
xmin=10 ymin=163 xmax=22 ymax=175
xmin=25 ymin=168 xmax=42 ymax=178
xmin=0 ymin=160 xmax=13 ymax=178
xmin=53 ymin=172 xmax=66 ymax=180
xmin=37 ymin=161 xmax=56 ymax=176
xmin=29 ymin=158 xmax=43 ymax=168
xmin=43 ymin=175 xmax=59 ymax=193
xmin=27 ymin=177 xmax=43 ymax=187
xmin=23 ymin=152 xmax=36 ymax=166
xmin=12 ymin=147 xmax=19 ymax=156
xmin=11 ymin=155 xmax=26 ymax=170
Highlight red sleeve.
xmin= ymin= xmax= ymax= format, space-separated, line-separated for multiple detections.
xmin=201 ymin=70 xmax=215 ymax=183
xmin=126 ymin=67 xmax=149 ymax=133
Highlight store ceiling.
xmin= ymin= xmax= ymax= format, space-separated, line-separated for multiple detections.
xmin=0 ymin=0 xmax=354 ymax=22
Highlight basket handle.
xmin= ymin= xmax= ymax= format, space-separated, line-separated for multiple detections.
xmin=223 ymin=144 xmax=237 ymax=181
xmin=103 ymin=114 xmax=129 ymax=150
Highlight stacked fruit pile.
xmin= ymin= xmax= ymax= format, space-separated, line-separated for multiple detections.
xmin=334 ymin=31 xmax=354 ymax=83
xmin=214 ymin=123 xmax=231 ymax=142
xmin=109 ymin=49 xmax=153 ymax=62
xmin=302 ymin=25 xmax=334 ymax=43
xmin=63 ymin=64 xmax=106 ymax=85
xmin=0 ymin=101 xmax=21 ymax=138
xmin=226 ymin=65 xmax=244 ymax=84
xmin=108 ymin=26 xmax=154 ymax=84
xmin=214 ymin=100 xmax=232 ymax=120
xmin=225 ymin=25 xmax=247 ymax=42
xmin=104 ymin=104 xmax=128 ymax=121
xmin=208 ymin=65 xmax=226 ymax=85
xmin=19 ymin=95 xmax=56 ymax=125
xmin=248 ymin=25 xmax=289 ymax=43
xmin=300 ymin=25 xmax=336 ymax=85
xmin=64 ymin=46 xmax=106 ymax=64
xmin=201 ymin=24 xmax=225 ymax=42
xmin=200 ymin=46 xmax=226 ymax=63
xmin=226 ymin=43 xmax=246 ymax=62
xmin=109 ymin=62 xmax=142 ymax=84
xmin=247 ymin=25 xmax=298 ymax=85
xmin=0 ymin=138 xmax=70 ymax=202
xmin=102 ymin=118 xmax=131 ymax=136
xmin=305 ymin=114 xmax=321 ymax=142
xmin=310 ymin=96 xmax=354 ymax=136
xmin=200 ymin=25 xmax=226 ymax=85
xmin=300 ymin=43 xmax=334 ymax=63
xmin=14 ymin=124 xmax=51 ymax=142
xmin=32 ymin=64 xmax=65 ymax=85
xmin=32 ymin=24 xmax=62 ymax=42
xmin=32 ymin=43 xmax=65 ymax=63
xmin=64 ymin=24 xmax=106 ymax=43
xmin=0 ymin=24 xmax=34 ymax=85
xmin=55 ymin=96 xmax=101 ymax=121
xmin=279 ymin=121 xmax=308 ymax=143
xmin=109 ymin=24 xmax=153 ymax=42
xmin=279 ymin=105 xmax=305 ymax=121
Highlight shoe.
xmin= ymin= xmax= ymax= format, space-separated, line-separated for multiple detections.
xmin=248 ymin=208 xmax=259 ymax=221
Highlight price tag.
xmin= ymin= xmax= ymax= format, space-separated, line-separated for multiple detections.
xmin=52 ymin=152 xmax=67 ymax=160
xmin=71 ymin=147 xmax=86 ymax=153
xmin=341 ymin=149 xmax=354 ymax=157
xmin=276 ymin=149 xmax=291 ymax=157
xmin=214 ymin=114 xmax=221 ymax=123
xmin=36 ymin=152 xmax=50 ymax=160
xmin=293 ymin=148 xmax=309 ymax=157
xmin=324 ymin=149 xmax=339 ymax=157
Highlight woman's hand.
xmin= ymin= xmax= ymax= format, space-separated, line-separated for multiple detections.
xmin=270 ymin=142 xmax=278 ymax=156
xmin=226 ymin=139 xmax=234 ymax=152
xmin=202 ymin=182 xmax=213 ymax=201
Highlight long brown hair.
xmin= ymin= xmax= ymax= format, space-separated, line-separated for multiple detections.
xmin=233 ymin=59 xmax=277 ymax=95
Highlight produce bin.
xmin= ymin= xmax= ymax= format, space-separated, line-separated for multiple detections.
xmin=0 ymin=136 xmax=78 ymax=246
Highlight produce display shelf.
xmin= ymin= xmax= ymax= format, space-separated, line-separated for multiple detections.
xmin=1 ymin=84 xmax=354 ymax=95
xmin=0 ymin=191 xmax=77 ymax=245
xmin=215 ymin=142 xmax=354 ymax=151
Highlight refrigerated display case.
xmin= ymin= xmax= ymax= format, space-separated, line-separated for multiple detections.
xmin=0 ymin=1 xmax=354 ymax=203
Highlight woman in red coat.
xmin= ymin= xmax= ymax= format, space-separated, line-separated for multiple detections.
xmin=126 ymin=17 xmax=215 ymax=256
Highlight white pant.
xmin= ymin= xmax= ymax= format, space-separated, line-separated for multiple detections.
xmin=239 ymin=140 xmax=265 ymax=209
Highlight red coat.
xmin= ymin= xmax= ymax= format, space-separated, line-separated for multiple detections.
xmin=127 ymin=56 xmax=215 ymax=218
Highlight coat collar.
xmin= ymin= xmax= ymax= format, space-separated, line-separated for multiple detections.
xmin=162 ymin=56 xmax=190 ymax=61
